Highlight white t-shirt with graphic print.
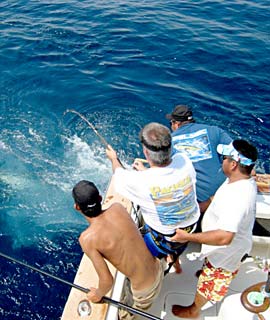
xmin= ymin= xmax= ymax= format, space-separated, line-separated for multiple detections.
xmin=113 ymin=153 xmax=200 ymax=235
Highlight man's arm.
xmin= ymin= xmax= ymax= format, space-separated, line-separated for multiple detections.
xmin=80 ymin=237 xmax=114 ymax=303
xmin=170 ymin=228 xmax=234 ymax=246
xmin=106 ymin=145 xmax=122 ymax=172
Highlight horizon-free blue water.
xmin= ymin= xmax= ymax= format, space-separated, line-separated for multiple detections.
xmin=0 ymin=1 xmax=269 ymax=319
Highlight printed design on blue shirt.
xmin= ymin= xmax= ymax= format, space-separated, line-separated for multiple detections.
xmin=149 ymin=176 xmax=197 ymax=226
xmin=172 ymin=129 xmax=212 ymax=162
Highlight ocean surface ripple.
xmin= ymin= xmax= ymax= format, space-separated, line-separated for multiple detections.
xmin=0 ymin=0 xmax=269 ymax=319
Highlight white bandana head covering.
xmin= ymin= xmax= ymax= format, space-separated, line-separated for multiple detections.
xmin=217 ymin=142 xmax=255 ymax=166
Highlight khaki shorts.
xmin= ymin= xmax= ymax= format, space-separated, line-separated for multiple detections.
xmin=119 ymin=259 xmax=165 ymax=320
xmin=197 ymin=259 xmax=238 ymax=302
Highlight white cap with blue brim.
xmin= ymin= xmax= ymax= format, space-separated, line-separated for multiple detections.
xmin=217 ymin=142 xmax=255 ymax=166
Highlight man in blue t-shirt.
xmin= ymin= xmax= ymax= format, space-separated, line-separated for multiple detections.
xmin=166 ymin=105 xmax=232 ymax=214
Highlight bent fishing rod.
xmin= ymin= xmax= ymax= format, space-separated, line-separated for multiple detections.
xmin=64 ymin=109 xmax=110 ymax=148
xmin=0 ymin=252 xmax=162 ymax=320
xmin=64 ymin=108 xmax=125 ymax=168
xmin=63 ymin=108 xmax=142 ymax=221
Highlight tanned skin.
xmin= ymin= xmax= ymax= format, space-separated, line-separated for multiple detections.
xmin=76 ymin=202 xmax=160 ymax=303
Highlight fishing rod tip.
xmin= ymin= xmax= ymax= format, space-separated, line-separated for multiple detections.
xmin=63 ymin=109 xmax=78 ymax=117
xmin=63 ymin=108 xmax=72 ymax=116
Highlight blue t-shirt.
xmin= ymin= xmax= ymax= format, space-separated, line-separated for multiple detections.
xmin=172 ymin=122 xmax=232 ymax=202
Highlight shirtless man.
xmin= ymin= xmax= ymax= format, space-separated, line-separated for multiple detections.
xmin=72 ymin=180 xmax=164 ymax=319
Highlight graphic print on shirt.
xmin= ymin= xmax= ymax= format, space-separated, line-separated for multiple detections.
xmin=150 ymin=176 xmax=197 ymax=225
xmin=172 ymin=129 xmax=212 ymax=162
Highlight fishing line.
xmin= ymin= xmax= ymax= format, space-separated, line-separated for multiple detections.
xmin=0 ymin=252 xmax=162 ymax=320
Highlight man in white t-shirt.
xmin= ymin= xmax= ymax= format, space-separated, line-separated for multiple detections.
xmin=169 ymin=139 xmax=258 ymax=318
xmin=106 ymin=122 xmax=200 ymax=272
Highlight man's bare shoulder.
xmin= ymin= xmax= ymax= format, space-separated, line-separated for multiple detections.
xmin=105 ymin=202 xmax=130 ymax=215
xmin=79 ymin=226 xmax=96 ymax=251
xmin=108 ymin=202 xmax=126 ymax=210
xmin=80 ymin=227 xmax=91 ymax=241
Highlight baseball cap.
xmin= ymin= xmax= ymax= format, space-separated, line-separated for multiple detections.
xmin=217 ymin=142 xmax=255 ymax=166
xmin=166 ymin=105 xmax=193 ymax=122
xmin=72 ymin=180 xmax=100 ymax=210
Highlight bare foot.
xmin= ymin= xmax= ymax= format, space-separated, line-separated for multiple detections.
xmin=172 ymin=304 xmax=200 ymax=318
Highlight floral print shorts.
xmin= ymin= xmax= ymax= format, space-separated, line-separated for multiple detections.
xmin=197 ymin=259 xmax=238 ymax=302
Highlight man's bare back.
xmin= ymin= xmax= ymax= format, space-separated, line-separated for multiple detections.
xmin=79 ymin=202 xmax=160 ymax=292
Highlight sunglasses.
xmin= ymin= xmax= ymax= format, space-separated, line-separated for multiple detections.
xmin=222 ymin=155 xmax=233 ymax=161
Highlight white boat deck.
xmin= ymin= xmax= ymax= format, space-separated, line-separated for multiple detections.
xmin=146 ymin=239 xmax=270 ymax=320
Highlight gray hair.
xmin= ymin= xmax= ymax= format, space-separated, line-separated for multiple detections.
xmin=139 ymin=122 xmax=172 ymax=165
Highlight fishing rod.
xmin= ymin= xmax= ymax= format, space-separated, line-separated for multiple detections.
xmin=63 ymin=109 xmax=143 ymax=221
xmin=64 ymin=108 xmax=125 ymax=168
xmin=0 ymin=252 xmax=162 ymax=320
xmin=64 ymin=109 xmax=110 ymax=148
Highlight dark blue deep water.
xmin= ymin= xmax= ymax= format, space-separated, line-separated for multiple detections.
xmin=0 ymin=1 xmax=269 ymax=319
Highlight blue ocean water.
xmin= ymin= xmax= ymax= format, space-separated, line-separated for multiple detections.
xmin=0 ymin=0 xmax=269 ymax=319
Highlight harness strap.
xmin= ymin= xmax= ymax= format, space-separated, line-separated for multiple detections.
xmin=141 ymin=223 xmax=196 ymax=275
xmin=164 ymin=252 xmax=181 ymax=276
xmin=142 ymin=224 xmax=196 ymax=258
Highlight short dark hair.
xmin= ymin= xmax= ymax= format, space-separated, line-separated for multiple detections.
xmin=233 ymin=140 xmax=258 ymax=175
xmin=72 ymin=180 xmax=102 ymax=217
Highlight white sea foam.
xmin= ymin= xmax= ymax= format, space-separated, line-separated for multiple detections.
xmin=61 ymin=134 xmax=112 ymax=191
xmin=1 ymin=133 xmax=117 ymax=248
xmin=0 ymin=173 xmax=31 ymax=190
xmin=28 ymin=127 xmax=43 ymax=142
xmin=0 ymin=140 xmax=8 ymax=150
